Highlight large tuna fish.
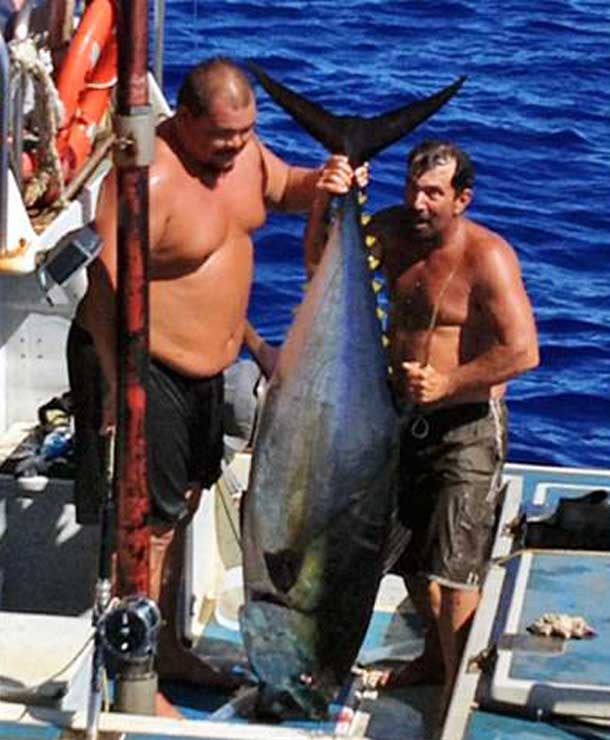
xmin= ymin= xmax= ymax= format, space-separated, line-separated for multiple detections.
xmin=240 ymin=65 xmax=465 ymax=719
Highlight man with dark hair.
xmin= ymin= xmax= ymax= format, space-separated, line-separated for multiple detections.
xmin=407 ymin=138 xmax=475 ymax=192
xmin=177 ymin=57 xmax=253 ymax=116
xmin=306 ymin=138 xmax=538 ymax=705
xmin=69 ymin=57 xmax=363 ymax=714
xmin=378 ymin=139 xmax=538 ymax=700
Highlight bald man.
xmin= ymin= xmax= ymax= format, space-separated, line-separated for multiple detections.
xmin=68 ymin=57 xmax=361 ymax=708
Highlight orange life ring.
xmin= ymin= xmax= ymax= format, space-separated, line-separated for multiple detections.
xmin=54 ymin=0 xmax=117 ymax=184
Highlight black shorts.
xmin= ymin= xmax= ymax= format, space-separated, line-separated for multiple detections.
xmin=67 ymin=323 xmax=224 ymax=526
xmin=67 ymin=322 xmax=105 ymax=524
xmin=397 ymin=400 xmax=507 ymax=590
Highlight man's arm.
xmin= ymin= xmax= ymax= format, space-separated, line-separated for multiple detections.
xmin=260 ymin=140 xmax=367 ymax=211
xmin=300 ymin=155 xmax=370 ymax=277
xmin=78 ymin=171 xmax=119 ymax=430
xmin=258 ymin=141 xmax=320 ymax=212
xmin=302 ymin=190 xmax=332 ymax=279
xmin=243 ymin=320 xmax=280 ymax=378
xmin=404 ymin=238 xmax=539 ymax=404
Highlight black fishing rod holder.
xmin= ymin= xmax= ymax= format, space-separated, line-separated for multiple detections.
xmin=98 ymin=595 xmax=161 ymax=714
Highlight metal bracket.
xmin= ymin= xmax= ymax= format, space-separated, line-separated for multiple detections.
xmin=466 ymin=644 xmax=497 ymax=675
xmin=410 ymin=415 xmax=430 ymax=440
xmin=113 ymin=106 xmax=156 ymax=168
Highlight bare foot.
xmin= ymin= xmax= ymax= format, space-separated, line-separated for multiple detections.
xmin=155 ymin=691 xmax=183 ymax=719
xmin=379 ymin=655 xmax=444 ymax=688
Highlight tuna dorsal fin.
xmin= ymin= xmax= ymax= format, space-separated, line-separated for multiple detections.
xmin=248 ymin=62 xmax=466 ymax=166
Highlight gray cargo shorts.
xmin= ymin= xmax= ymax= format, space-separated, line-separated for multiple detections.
xmin=396 ymin=400 xmax=507 ymax=590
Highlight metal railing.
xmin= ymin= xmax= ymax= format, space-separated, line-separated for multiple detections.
xmin=1 ymin=0 xmax=37 ymax=254
xmin=0 ymin=34 xmax=9 ymax=255
xmin=2 ymin=0 xmax=154 ymax=258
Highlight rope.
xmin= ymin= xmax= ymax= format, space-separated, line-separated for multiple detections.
xmin=9 ymin=35 xmax=66 ymax=207
xmin=0 ymin=631 xmax=94 ymax=701
xmin=419 ymin=252 xmax=462 ymax=366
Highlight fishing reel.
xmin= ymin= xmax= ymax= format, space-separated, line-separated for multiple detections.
xmin=99 ymin=595 xmax=161 ymax=665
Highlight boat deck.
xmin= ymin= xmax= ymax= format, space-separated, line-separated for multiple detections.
xmin=443 ymin=463 xmax=610 ymax=740
xmin=2 ymin=451 xmax=610 ymax=738
xmin=0 ymin=426 xmax=440 ymax=739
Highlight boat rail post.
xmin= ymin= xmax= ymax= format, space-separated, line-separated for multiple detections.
xmin=9 ymin=0 xmax=36 ymax=192
xmin=47 ymin=0 xmax=75 ymax=67
xmin=0 ymin=36 xmax=10 ymax=255
xmin=111 ymin=0 xmax=158 ymax=715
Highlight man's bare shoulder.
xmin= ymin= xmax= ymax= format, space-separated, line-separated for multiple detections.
xmin=150 ymin=135 xmax=181 ymax=182
xmin=464 ymin=219 xmax=523 ymax=281
xmin=466 ymin=219 xmax=515 ymax=255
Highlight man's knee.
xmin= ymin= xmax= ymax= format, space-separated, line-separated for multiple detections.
xmin=439 ymin=584 xmax=480 ymax=626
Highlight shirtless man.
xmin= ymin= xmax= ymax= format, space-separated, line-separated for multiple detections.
xmin=67 ymin=57 xmax=361 ymax=711
xmin=379 ymin=140 xmax=538 ymax=701
xmin=306 ymin=139 xmax=538 ymax=705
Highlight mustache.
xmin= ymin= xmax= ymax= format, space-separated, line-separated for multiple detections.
xmin=405 ymin=208 xmax=431 ymax=224
xmin=213 ymin=143 xmax=246 ymax=157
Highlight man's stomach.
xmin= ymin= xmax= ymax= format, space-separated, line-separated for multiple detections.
xmin=150 ymin=322 xmax=243 ymax=379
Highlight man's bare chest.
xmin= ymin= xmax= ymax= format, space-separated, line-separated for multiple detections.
xmin=179 ymin=161 xmax=266 ymax=232
xmin=390 ymin=261 xmax=472 ymax=329
xmin=158 ymin=172 xmax=264 ymax=266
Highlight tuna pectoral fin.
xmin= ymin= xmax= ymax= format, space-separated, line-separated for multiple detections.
xmin=264 ymin=549 xmax=302 ymax=593
xmin=248 ymin=61 xmax=466 ymax=164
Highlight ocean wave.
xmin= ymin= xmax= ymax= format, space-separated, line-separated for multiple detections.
xmin=165 ymin=0 xmax=610 ymax=469
xmin=511 ymin=392 xmax=610 ymax=420
xmin=541 ymin=341 xmax=610 ymax=359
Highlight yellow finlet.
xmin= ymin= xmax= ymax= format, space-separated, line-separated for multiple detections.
xmin=382 ymin=335 xmax=390 ymax=348
xmin=361 ymin=213 xmax=371 ymax=226
xmin=376 ymin=307 xmax=386 ymax=321
xmin=367 ymin=254 xmax=380 ymax=271
xmin=358 ymin=191 xmax=368 ymax=205
xmin=371 ymin=279 xmax=383 ymax=294
xmin=365 ymin=235 xmax=376 ymax=249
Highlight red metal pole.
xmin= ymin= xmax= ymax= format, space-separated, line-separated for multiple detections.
xmin=114 ymin=0 xmax=151 ymax=597
xmin=47 ymin=0 xmax=74 ymax=68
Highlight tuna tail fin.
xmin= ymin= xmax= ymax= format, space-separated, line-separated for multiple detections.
xmin=248 ymin=62 xmax=466 ymax=166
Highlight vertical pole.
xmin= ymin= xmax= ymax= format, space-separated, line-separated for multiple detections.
xmin=0 ymin=36 xmax=9 ymax=254
xmin=114 ymin=0 xmax=150 ymax=598
xmin=153 ymin=0 xmax=165 ymax=90
xmin=48 ymin=0 xmax=75 ymax=66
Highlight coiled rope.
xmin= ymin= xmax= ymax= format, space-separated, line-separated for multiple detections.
xmin=9 ymin=34 xmax=66 ymax=207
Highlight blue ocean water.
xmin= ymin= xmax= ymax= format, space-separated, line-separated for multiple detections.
xmin=161 ymin=0 xmax=609 ymax=470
